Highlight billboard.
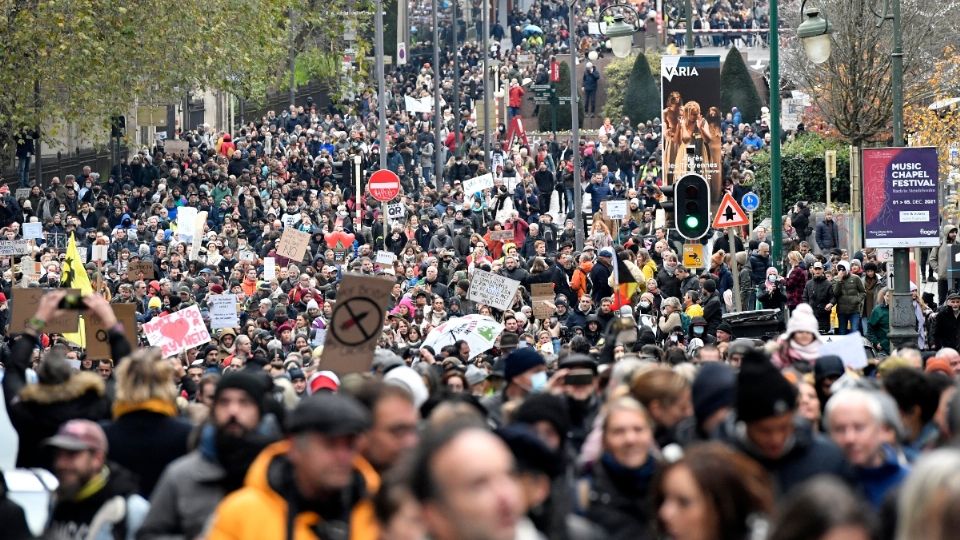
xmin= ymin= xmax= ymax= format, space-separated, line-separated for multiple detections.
xmin=862 ymin=147 xmax=940 ymax=248
xmin=661 ymin=55 xmax=722 ymax=203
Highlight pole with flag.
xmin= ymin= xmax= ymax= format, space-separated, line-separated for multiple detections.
xmin=61 ymin=233 xmax=94 ymax=347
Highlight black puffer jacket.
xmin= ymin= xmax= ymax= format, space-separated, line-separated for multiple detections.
xmin=579 ymin=453 xmax=657 ymax=540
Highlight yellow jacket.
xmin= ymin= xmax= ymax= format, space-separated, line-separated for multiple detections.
xmin=207 ymin=441 xmax=380 ymax=540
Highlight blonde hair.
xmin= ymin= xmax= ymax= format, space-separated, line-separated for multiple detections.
xmin=115 ymin=348 xmax=178 ymax=404
xmin=630 ymin=366 xmax=690 ymax=409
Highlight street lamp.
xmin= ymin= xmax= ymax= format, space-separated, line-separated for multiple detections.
xmin=799 ymin=0 xmax=917 ymax=347
xmin=797 ymin=6 xmax=833 ymax=65
xmin=564 ymin=1 xmax=641 ymax=250
xmin=604 ymin=15 xmax=636 ymax=58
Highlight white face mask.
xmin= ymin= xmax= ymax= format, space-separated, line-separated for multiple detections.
xmin=768 ymin=275 xmax=778 ymax=283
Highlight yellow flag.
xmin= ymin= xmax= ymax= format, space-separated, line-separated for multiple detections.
xmin=61 ymin=233 xmax=94 ymax=346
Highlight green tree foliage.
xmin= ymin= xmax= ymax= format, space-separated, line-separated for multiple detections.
xmin=720 ymin=47 xmax=763 ymax=125
xmin=622 ymin=54 xmax=661 ymax=124
xmin=538 ymin=60 xmax=583 ymax=131
xmin=748 ymin=133 xmax=850 ymax=221
xmin=602 ymin=52 xmax=660 ymax=122
xmin=0 ymin=0 xmax=369 ymax=149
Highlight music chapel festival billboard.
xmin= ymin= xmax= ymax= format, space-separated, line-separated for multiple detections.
xmin=862 ymin=147 xmax=940 ymax=248
xmin=661 ymin=55 xmax=722 ymax=203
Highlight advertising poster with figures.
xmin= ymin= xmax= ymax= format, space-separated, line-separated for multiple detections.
xmin=862 ymin=147 xmax=939 ymax=248
xmin=661 ymin=55 xmax=722 ymax=203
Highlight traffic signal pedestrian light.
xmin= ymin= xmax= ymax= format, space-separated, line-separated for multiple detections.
xmin=660 ymin=183 xmax=675 ymax=230
xmin=674 ymin=174 xmax=710 ymax=240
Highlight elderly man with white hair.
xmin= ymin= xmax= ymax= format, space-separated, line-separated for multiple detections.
xmin=825 ymin=387 xmax=910 ymax=508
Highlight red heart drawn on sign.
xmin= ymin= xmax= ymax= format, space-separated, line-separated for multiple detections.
xmin=162 ymin=318 xmax=190 ymax=345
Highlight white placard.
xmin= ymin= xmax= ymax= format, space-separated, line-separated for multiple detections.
xmin=606 ymin=200 xmax=628 ymax=220
xmin=177 ymin=206 xmax=198 ymax=240
xmin=209 ymin=294 xmax=239 ymax=329
xmin=92 ymin=244 xmax=109 ymax=262
xmin=142 ymin=305 xmax=211 ymax=358
xmin=376 ymin=251 xmax=397 ymax=265
xmin=22 ymin=222 xmax=42 ymax=240
xmin=386 ymin=203 xmax=406 ymax=221
xmin=77 ymin=247 xmax=88 ymax=264
xmin=281 ymin=214 xmax=299 ymax=229
xmin=467 ymin=269 xmax=522 ymax=312
xmin=0 ymin=240 xmax=32 ymax=256
xmin=463 ymin=173 xmax=495 ymax=195
xmin=264 ymin=257 xmax=276 ymax=281
xmin=820 ymin=332 xmax=868 ymax=370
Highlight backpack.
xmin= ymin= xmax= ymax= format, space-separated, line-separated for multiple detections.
xmin=679 ymin=312 xmax=692 ymax=334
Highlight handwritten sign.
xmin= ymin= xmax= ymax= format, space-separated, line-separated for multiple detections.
xmin=467 ymin=269 xmax=521 ymax=311
xmin=10 ymin=288 xmax=81 ymax=334
xmin=276 ymin=228 xmax=311 ymax=263
xmin=319 ymin=274 xmax=394 ymax=375
xmin=489 ymin=230 xmax=516 ymax=242
xmin=375 ymin=251 xmax=396 ymax=265
xmin=463 ymin=173 xmax=495 ymax=195
xmin=0 ymin=240 xmax=32 ymax=257
xmin=142 ymin=305 xmax=211 ymax=358
xmin=605 ymin=200 xmax=628 ymax=220
xmin=126 ymin=260 xmax=155 ymax=281
xmin=22 ymin=222 xmax=43 ymax=240
xmin=15 ymin=188 xmax=31 ymax=201
xmin=531 ymin=283 xmax=556 ymax=320
xmin=209 ymin=294 xmax=239 ymax=329
xmin=84 ymin=304 xmax=138 ymax=359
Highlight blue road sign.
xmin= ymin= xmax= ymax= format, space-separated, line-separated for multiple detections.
xmin=741 ymin=192 xmax=760 ymax=213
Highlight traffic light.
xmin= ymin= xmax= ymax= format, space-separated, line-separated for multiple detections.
xmin=674 ymin=173 xmax=710 ymax=240
xmin=110 ymin=115 xmax=126 ymax=138
xmin=660 ymin=183 xmax=675 ymax=230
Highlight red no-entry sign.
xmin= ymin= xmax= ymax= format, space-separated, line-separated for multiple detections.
xmin=369 ymin=169 xmax=401 ymax=202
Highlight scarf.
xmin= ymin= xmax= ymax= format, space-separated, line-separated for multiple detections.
xmin=112 ymin=398 xmax=177 ymax=419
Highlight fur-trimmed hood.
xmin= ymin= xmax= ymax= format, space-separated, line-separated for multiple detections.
xmin=18 ymin=371 xmax=105 ymax=404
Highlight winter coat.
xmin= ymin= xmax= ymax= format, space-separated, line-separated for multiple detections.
xmin=934 ymin=305 xmax=960 ymax=350
xmin=716 ymin=416 xmax=855 ymax=496
xmin=748 ymin=252 xmax=771 ymax=286
xmin=589 ymin=261 xmax=613 ymax=305
xmin=928 ymin=224 xmax=959 ymax=278
xmin=784 ymin=266 xmax=808 ymax=309
xmin=206 ymin=441 xmax=380 ymax=540
xmin=102 ymin=406 xmax=193 ymax=498
xmin=137 ymin=451 xmax=228 ymax=540
xmin=578 ymin=453 xmax=655 ymax=540
xmin=702 ymin=292 xmax=723 ymax=335
xmin=833 ymin=274 xmax=866 ymax=315
xmin=867 ymin=303 xmax=890 ymax=354
xmin=816 ymin=219 xmax=840 ymax=251
xmin=862 ymin=273 xmax=887 ymax=318
xmin=655 ymin=268 xmax=681 ymax=300
xmin=47 ymin=463 xmax=150 ymax=540
xmin=802 ymin=276 xmax=835 ymax=323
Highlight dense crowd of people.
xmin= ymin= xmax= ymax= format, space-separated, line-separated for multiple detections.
xmin=1 ymin=0 xmax=960 ymax=538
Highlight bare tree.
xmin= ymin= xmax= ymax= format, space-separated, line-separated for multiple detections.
xmin=783 ymin=0 xmax=960 ymax=145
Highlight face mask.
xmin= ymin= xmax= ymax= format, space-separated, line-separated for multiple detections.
xmin=768 ymin=275 xmax=778 ymax=283
xmin=530 ymin=371 xmax=548 ymax=393
xmin=639 ymin=301 xmax=651 ymax=309
xmin=694 ymin=326 xmax=705 ymax=336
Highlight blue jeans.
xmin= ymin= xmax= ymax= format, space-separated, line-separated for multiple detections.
xmin=17 ymin=156 xmax=30 ymax=187
xmin=838 ymin=312 xmax=862 ymax=335
xmin=422 ymin=166 xmax=433 ymax=186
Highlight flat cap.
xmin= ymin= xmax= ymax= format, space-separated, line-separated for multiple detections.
xmin=285 ymin=393 xmax=371 ymax=436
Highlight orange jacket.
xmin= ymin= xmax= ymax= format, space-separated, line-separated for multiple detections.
xmin=571 ymin=261 xmax=594 ymax=300
xmin=207 ymin=441 xmax=380 ymax=540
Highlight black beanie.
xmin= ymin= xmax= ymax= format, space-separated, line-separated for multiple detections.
xmin=215 ymin=371 xmax=270 ymax=412
xmin=513 ymin=393 xmax=570 ymax=447
xmin=693 ymin=363 xmax=736 ymax=425
xmin=736 ymin=349 xmax=797 ymax=423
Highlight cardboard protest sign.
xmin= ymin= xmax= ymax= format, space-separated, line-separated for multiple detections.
xmin=126 ymin=261 xmax=155 ymax=281
xmin=209 ymin=294 xmax=239 ymax=329
xmin=375 ymin=251 xmax=396 ymax=265
xmin=0 ymin=240 xmax=32 ymax=257
xmin=531 ymin=283 xmax=556 ymax=320
xmin=276 ymin=228 xmax=311 ymax=263
xmin=84 ymin=304 xmax=138 ymax=359
xmin=142 ymin=305 xmax=211 ymax=358
xmin=164 ymin=139 xmax=189 ymax=155
xmin=22 ymin=222 xmax=43 ymax=240
xmin=489 ymin=230 xmax=516 ymax=242
xmin=467 ymin=269 xmax=521 ymax=311
xmin=10 ymin=288 xmax=81 ymax=334
xmin=319 ymin=274 xmax=394 ymax=375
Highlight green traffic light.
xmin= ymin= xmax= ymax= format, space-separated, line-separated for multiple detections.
xmin=684 ymin=215 xmax=700 ymax=229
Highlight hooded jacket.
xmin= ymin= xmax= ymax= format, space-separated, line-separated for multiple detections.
xmin=929 ymin=224 xmax=959 ymax=278
xmin=832 ymin=273 xmax=866 ymax=315
xmin=207 ymin=441 xmax=380 ymax=540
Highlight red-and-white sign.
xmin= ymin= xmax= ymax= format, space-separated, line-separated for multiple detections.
xmin=712 ymin=193 xmax=749 ymax=229
xmin=143 ymin=305 xmax=212 ymax=358
xmin=369 ymin=169 xmax=401 ymax=202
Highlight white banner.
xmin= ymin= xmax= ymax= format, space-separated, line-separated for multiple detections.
xmin=467 ymin=269 xmax=521 ymax=312
xmin=463 ymin=173 xmax=495 ymax=195
xmin=209 ymin=294 xmax=239 ymax=329
xmin=404 ymin=95 xmax=436 ymax=113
